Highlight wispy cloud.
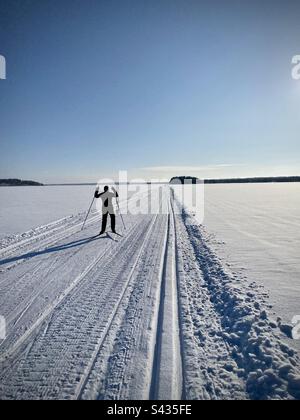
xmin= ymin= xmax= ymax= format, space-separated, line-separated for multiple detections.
xmin=139 ymin=164 xmax=245 ymax=172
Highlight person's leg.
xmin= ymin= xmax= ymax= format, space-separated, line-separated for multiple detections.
xmin=110 ymin=214 xmax=116 ymax=233
xmin=100 ymin=212 xmax=108 ymax=234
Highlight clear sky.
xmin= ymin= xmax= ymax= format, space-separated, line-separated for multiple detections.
xmin=1 ymin=0 xmax=300 ymax=183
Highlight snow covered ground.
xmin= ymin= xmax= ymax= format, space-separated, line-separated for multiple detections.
xmin=0 ymin=186 xmax=96 ymax=239
xmin=0 ymin=184 xmax=299 ymax=400
xmin=204 ymin=184 xmax=300 ymax=353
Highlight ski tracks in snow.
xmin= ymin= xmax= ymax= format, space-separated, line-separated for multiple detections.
xmin=90 ymin=196 xmax=184 ymax=401
xmin=0 ymin=187 xmax=300 ymax=400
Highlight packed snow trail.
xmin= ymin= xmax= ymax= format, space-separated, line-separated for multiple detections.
xmin=0 ymin=186 xmax=300 ymax=400
xmin=149 ymin=198 xmax=183 ymax=400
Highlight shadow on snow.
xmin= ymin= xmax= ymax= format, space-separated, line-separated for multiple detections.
xmin=0 ymin=234 xmax=112 ymax=266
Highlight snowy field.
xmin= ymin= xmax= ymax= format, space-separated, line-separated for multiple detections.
xmin=204 ymin=184 xmax=300 ymax=353
xmin=0 ymin=184 xmax=299 ymax=400
xmin=0 ymin=186 xmax=96 ymax=238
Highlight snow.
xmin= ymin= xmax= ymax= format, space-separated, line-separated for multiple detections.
xmin=203 ymin=183 xmax=300 ymax=353
xmin=0 ymin=184 xmax=299 ymax=400
xmin=178 ymin=218 xmax=300 ymax=400
xmin=0 ymin=186 xmax=95 ymax=239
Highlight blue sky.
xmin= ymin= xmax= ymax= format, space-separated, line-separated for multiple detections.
xmin=0 ymin=0 xmax=300 ymax=183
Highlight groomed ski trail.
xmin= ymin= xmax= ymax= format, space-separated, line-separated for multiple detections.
xmin=1 ymin=186 xmax=300 ymax=400
xmin=149 ymin=197 xmax=184 ymax=400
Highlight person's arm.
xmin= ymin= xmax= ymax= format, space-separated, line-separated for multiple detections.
xmin=112 ymin=187 xmax=119 ymax=198
xmin=94 ymin=187 xmax=104 ymax=198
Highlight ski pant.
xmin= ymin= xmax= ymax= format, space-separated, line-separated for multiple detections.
xmin=101 ymin=212 xmax=116 ymax=233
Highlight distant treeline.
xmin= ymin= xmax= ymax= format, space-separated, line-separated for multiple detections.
xmin=0 ymin=179 xmax=44 ymax=186
xmin=170 ymin=176 xmax=300 ymax=184
xmin=205 ymin=176 xmax=300 ymax=184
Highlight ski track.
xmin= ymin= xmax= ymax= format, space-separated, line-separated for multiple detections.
xmin=84 ymin=193 xmax=184 ymax=401
xmin=149 ymin=197 xmax=183 ymax=400
xmin=0 ymin=215 xmax=156 ymax=399
xmin=0 ymin=187 xmax=300 ymax=400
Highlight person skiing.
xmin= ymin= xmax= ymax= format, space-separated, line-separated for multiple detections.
xmin=94 ymin=186 xmax=119 ymax=235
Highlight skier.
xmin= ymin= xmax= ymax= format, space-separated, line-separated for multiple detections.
xmin=94 ymin=186 xmax=119 ymax=235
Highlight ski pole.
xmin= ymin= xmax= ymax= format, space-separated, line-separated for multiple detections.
xmin=116 ymin=197 xmax=126 ymax=230
xmin=81 ymin=196 xmax=96 ymax=231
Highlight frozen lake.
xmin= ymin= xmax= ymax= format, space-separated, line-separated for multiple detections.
xmin=204 ymin=183 xmax=300 ymax=350
xmin=0 ymin=183 xmax=300 ymax=399
xmin=0 ymin=183 xmax=299 ymax=345
xmin=0 ymin=185 xmax=96 ymax=238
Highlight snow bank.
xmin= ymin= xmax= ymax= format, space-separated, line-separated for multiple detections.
xmin=182 ymin=210 xmax=300 ymax=400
